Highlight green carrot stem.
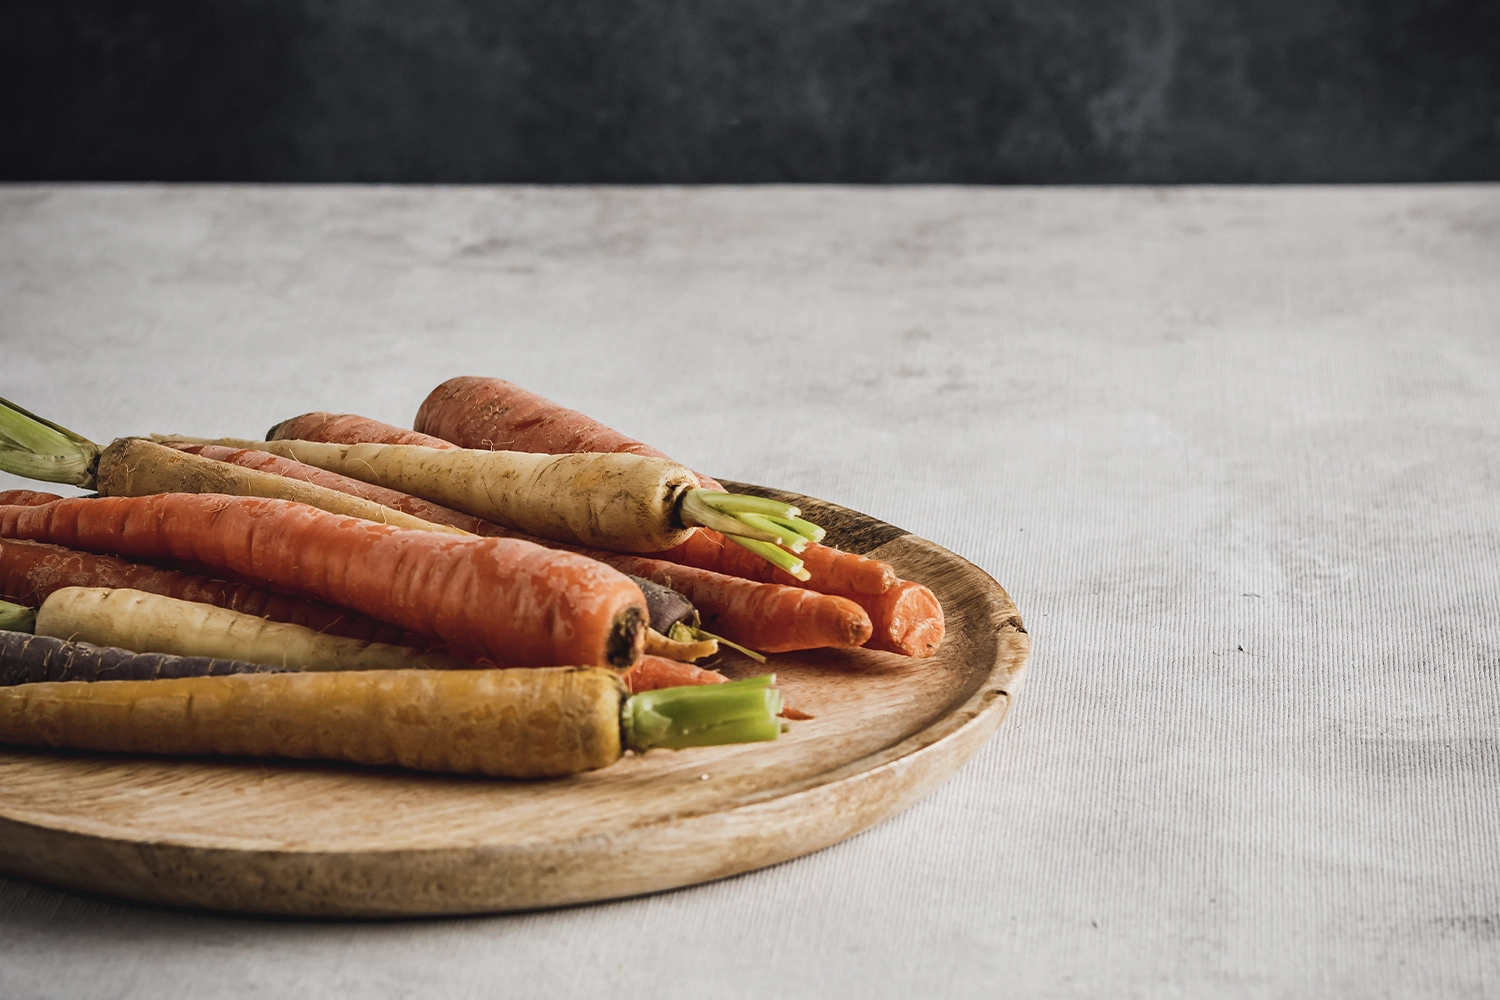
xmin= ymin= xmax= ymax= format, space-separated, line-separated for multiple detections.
xmin=0 ymin=600 xmax=37 ymax=634
xmin=0 ymin=397 xmax=100 ymax=487
xmin=679 ymin=490 xmax=823 ymax=551
xmin=733 ymin=511 xmax=809 ymax=553
xmin=690 ymin=494 xmax=803 ymax=519
xmin=765 ymin=514 xmax=826 ymax=545
xmin=623 ymin=675 xmax=783 ymax=752
xmin=679 ymin=490 xmax=781 ymax=543
xmin=726 ymin=535 xmax=810 ymax=581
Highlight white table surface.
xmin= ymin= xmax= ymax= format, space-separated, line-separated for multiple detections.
xmin=1 ymin=184 xmax=1496 ymax=999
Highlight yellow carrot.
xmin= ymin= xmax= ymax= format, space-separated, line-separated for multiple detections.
xmin=0 ymin=670 xmax=787 ymax=777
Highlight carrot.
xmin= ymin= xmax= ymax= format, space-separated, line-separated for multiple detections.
xmin=1 ymin=630 xmax=290 ymax=685
xmin=268 ymin=412 xmax=458 ymax=450
xmin=653 ymin=526 xmax=898 ymax=596
xmin=36 ymin=587 xmax=477 ymax=673
xmin=0 ymin=493 xmax=649 ymax=668
xmin=618 ymin=655 xmax=727 ymax=694
xmin=0 ymin=669 xmax=785 ymax=777
xmin=626 ymin=574 xmax=697 ymax=632
xmin=415 ymin=377 xmax=716 ymax=483
xmin=0 ymin=536 xmax=413 ymax=646
xmin=410 ymin=377 xmax=894 ymax=593
xmin=852 ymin=580 xmax=946 ymax=658
xmin=600 ymin=556 xmax=873 ymax=653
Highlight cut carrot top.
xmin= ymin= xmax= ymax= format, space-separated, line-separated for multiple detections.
xmin=0 ymin=599 xmax=35 ymax=634
xmin=624 ymin=675 xmax=784 ymax=752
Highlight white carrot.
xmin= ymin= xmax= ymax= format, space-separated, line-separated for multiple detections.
xmin=159 ymin=435 xmax=824 ymax=564
xmin=35 ymin=587 xmax=477 ymax=673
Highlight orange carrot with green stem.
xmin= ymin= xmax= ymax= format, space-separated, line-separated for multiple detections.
xmin=0 ymin=494 xmax=649 ymax=669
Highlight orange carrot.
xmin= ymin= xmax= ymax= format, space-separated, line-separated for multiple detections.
xmin=599 ymin=556 xmax=872 ymax=653
xmin=0 ymin=536 xmax=412 ymax=646
xmin=619 ymin=655 xmax=728 ymax=694
xmin=0 ymin=494 xmax=648 ymax=668
xmin=267 ymin=412 xmax=457 ymax=450
xmin=851 ymin=580 xmax=945 ymax=658
xmin=414 ymin=376 xmax=714 ymax=480
xmin=411 ymin=377 xmax=898 ymax=595
xmin=651 ymin=527 xmax=897 ymax=596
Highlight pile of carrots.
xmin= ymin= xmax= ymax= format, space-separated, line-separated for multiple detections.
xmin=0 ymin=378 xmax=944 ymax=779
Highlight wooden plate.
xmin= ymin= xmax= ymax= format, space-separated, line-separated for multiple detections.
xmin=0 ymin=483 xmax=1030 ymax=916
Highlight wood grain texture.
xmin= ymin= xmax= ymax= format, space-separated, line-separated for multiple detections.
xmin=0 ymin=485 xmax=1029 ymax=916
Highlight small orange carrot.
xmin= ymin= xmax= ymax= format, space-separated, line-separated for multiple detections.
xmin=849 ymin=580 xmax=945 ymax=658
xmin=0 ymin=494 xmax=648 ymax=669
xmin=414 ymin=376 xmax=718 ymax=484
xmin=600 ymin=556 xmax=872 ymax=653
xmin=267 ymin=412 xmax=458 ymax=450
xmin=619 ymin=655 xmax=728 ymax=694
xmin=651 ymin=527 xmax=897 ymax=596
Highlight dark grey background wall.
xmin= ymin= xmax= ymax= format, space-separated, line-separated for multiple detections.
xmin=3 ymin=0 xmax=1497 ymax=183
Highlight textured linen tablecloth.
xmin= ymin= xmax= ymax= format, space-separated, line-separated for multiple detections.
xmin=0 ymin=185 xmax=1496 ymax=999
